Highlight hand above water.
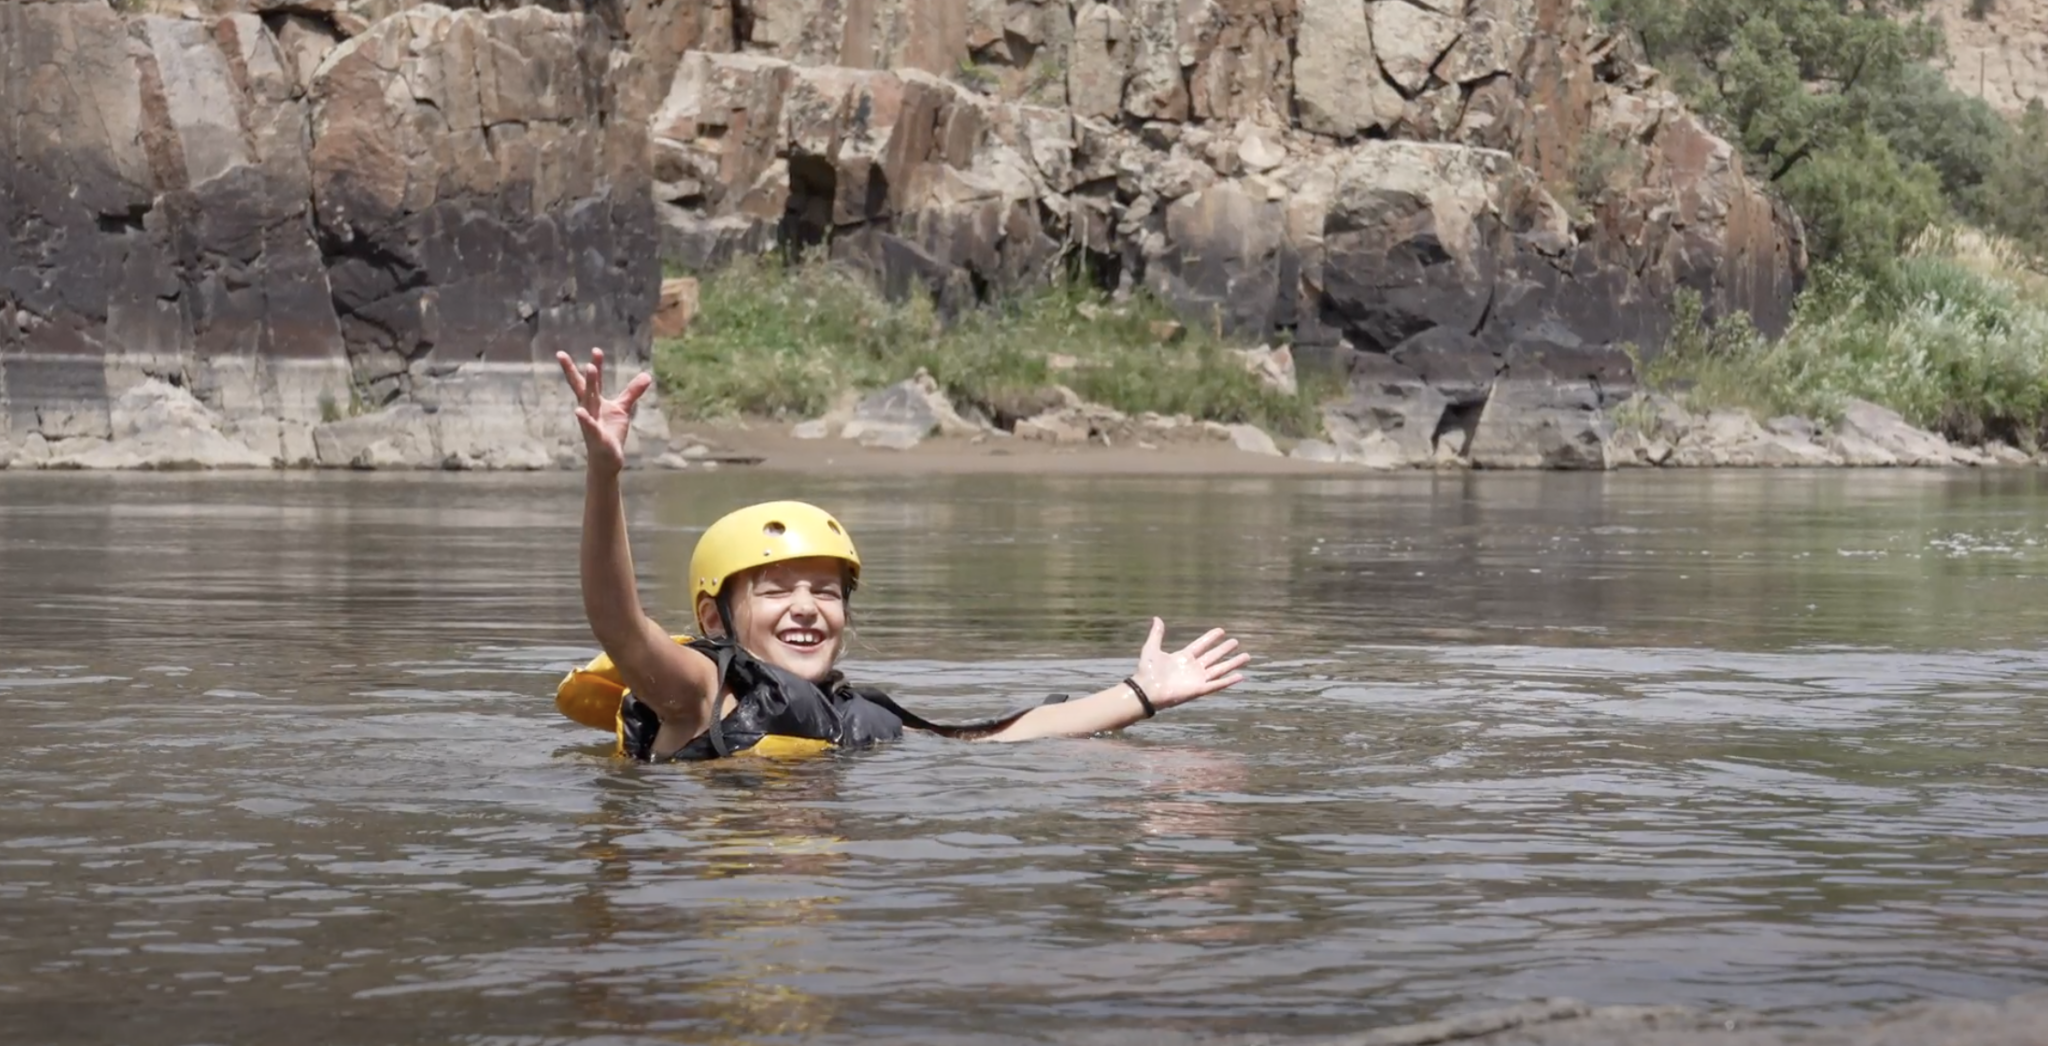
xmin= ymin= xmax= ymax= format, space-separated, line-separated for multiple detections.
xmin=556 ymin=348 xmax=653 ymax=475
xmin=1129 ymin=618 xmax=1250 ymax=711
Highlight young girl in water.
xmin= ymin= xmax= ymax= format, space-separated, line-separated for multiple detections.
xmin=553 ymin=348 xmax=1252 ymax=761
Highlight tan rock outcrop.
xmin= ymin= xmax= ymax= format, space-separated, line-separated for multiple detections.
xmin=1929 ymin=0 xmax=2048 ymax=116
xmin=1295 ymin=0 xmax=1403 ymax=137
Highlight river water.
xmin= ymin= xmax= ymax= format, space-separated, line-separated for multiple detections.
xmin=4 ymin=468 xmax=2048 ymax=1045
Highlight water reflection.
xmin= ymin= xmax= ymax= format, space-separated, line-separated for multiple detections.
xmin=565 ymin=765 xmax=853 ymax=1044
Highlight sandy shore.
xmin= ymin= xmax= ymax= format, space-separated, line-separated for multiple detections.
xmin=672 ymin=423 xmax=1354 ymax=476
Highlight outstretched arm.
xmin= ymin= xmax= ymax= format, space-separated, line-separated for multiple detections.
xmin=558 ymin=349 xmax=719 ymax=741
xmin=978 ymin=619 xmax=1249 ymax=742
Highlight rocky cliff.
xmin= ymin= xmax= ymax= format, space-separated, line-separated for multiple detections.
xmin=0 ymin=0 xmax=1807 ymax=470
xmin=1 ymin=0 xmax=659 ymax=468
xmin=1929 ymin=0 xmax=2048 ymax=116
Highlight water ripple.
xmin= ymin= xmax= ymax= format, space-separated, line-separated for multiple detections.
xmin=3 ymin=470 xmax=2048 ymax=1043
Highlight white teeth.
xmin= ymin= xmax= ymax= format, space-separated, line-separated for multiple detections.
xmin=779 ymin=630 xmax=823 ymax=647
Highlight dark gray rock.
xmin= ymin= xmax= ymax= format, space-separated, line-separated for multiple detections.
xmin=1 ymin=2 xmax=655 ymax=458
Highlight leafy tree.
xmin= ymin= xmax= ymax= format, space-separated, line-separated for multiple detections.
xmin=1591 ymin=0 xmax=1973 ymax=279
xmin=1861 ymin=62 xmax=2008 ymax=205
xmin=1597 ymin=0 xmax=1940 ymax=183
xmin=1778 ymin=129 xmax=1946 ymax=277
xmin=1967 ymin=100 xmax=2048 ymax=257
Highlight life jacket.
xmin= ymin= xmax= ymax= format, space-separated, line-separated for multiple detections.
xmin=554 ymin=634 xmax=1066 ymax=761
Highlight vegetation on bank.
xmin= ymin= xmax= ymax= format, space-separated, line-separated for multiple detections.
xmin=652 ymin=254 xmax=1337 ymax=438
xmin=1594 ymin=0 xmax=2048 ymax=445
xmin=1641 ymin=231 xmax=2048 ymax=448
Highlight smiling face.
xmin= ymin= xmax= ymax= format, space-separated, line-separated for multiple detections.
xmin=697 ymin=556 xmax=851 ymax=682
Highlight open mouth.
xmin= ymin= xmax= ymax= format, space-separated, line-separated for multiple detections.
xmin=777 ymin=628 xmax=826 ymax=651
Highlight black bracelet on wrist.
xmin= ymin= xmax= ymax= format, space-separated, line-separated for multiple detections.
xmin=1124 ymin=677 xmax=1157 ymax=719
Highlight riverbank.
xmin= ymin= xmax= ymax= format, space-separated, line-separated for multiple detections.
xmin=6 ymin=240 xmax=2045 ymax=476
xmin=641 ymin=230 xmax=2048 ymax=476
xmin=664 ymin=418 xmax=1344 ymax=476
xmin=2 ymin=376 xmax=2040 ymax=475
xmin=662 ymin=388 xmax=2040 ymax=476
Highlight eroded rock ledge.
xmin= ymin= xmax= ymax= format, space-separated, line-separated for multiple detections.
xmin=0 ymin=1 xmax=655 ymax=470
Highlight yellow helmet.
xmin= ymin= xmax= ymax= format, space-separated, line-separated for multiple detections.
xmin=689 ymin=500 xmax=862 ymax=603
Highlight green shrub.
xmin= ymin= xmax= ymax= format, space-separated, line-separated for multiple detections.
xmin=1778 ymin=130 xmax=1947 ymax=282
xmin=1966 ymin=101 xmax=2048 ymax=262
xmin=1640 ymin=243 xmax=2048 ymax=448
xmin=652 ymin=253 xmax=1338 ymax=438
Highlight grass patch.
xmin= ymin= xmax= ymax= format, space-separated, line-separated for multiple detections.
xmin=952 ymin=58 xmax=999 ymax=94
xmin=652 ymin=253 xmax=1337 ymax=438
xmin=1549 ymin=131 xmax=1646 ymax=223
xmin=1637 ymin=227 xmax=2048 ymax=448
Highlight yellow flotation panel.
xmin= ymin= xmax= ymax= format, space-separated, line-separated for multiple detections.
xmin=729 ymin=735 xmax=835 ymax=758
xmin=555 ymin=636 xmax=836 ymax=759
xmin=554 ymin=635 xmax=698 ymax=731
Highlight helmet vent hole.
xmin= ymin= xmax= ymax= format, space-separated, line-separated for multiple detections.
xmin=762 ymin=521 xmax=786 ymax=536
xmin=826 ymin=520 xmax=842 ymax=533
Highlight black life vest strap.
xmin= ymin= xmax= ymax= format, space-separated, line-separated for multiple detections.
xmin=848 ymin=689 xmax=952 ymax=734
xmin=853 ymin=689 xmax=1074 ymax=741
xmin=703 ymin=641 xmax=740 ymax=759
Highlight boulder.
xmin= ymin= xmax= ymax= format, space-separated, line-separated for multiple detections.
xmin=652 ymin=278 xmax=700 ymax=339
xmin=1981 ymin=441 xmax=2034 ymax=466
xmin=1014 ymin=390 xmax=1135 ymax=445
xmin=1068 ymin=4 xmax=1132 ymax=119
xmin=1602 ymin=426 xmax=1670 ymax=468
xmin=1597 ymin=393 xmax=1988 ymax=470
xmin=1666 ymin=409 xmax=1838 ymax=468
xmin=1288 ymin=438 xmax=1343 ymax=463
xmin=1233 ymin=344 xmax=1298 ymax=396
xmin=838 ymin=370 xmax=985 ymax=448
xmin=1467 ymin=379 xmax=1610 ymax=470
xmin=312 ymin=403 xmax=440 ymax=469
xmin=1831 ymin=398 xmax=1969 ymax=467
xmin=1225 ymin=423 xmax=1282 ymax=456
xmin=41 ymin=379 xmax=274 ymax=470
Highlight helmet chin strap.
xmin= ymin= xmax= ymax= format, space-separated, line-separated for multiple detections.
xmin=715 ymin=592 xmax=736 ymax=642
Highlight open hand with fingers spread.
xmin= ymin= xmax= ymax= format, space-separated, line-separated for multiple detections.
xmin=556 ymin=348 xmax=653 ymax=475
xmin=1128 ymin=618 xmax=1250 ymax=713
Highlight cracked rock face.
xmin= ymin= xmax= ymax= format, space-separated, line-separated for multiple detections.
xmin=1371 ymin=0 xmax=1466 ymax=96
xmin=1295 ymin=0 xmax=1403 ymax=137
xmin=1 ymin=1 xmax=655 ymax=463
xmin=308 ymin=5 xmax=656 ymax=400
xmin=644 ymin=0 xmax=1802 ymax=371
xmin=4 ymin=0 xmax=1808 ymax=474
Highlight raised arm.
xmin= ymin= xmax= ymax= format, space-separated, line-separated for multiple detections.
xmin=558 ymin=349 xmax=719 ymax=741
xmin=979 ymin=619 xmax=1249 ymax=742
